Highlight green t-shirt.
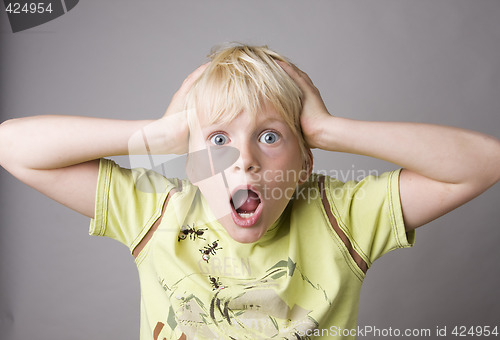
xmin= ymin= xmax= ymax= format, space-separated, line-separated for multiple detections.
xmin=90 ymin=159 xmax=414 ymax=339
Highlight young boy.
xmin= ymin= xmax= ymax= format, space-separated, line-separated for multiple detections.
xmin=1 ymin=44 xmax=499 ymax=339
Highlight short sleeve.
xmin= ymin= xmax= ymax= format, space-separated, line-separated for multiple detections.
xmin=89 ymin=158 xmax=177 ymax=252
xmin=325 ymin=169 xmax=415 ymax=267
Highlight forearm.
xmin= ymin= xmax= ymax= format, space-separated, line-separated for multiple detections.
xmin=314 ymin=116 xmax=500 ymax=187
xmin=0 ymin=115 xmax=178 ymax=171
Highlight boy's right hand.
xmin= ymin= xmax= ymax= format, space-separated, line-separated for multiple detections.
xmin=160 ymin=63 xmax=209 ymax=154
xmin=134 ymin=63 xmax=208 ymax=156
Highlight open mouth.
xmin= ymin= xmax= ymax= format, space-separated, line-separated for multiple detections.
xmin=230 ymin=188 xmax=263 ymax=227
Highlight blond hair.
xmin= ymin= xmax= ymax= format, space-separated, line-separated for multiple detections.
xmin=185 ymin=44 xmax=310 ymax=165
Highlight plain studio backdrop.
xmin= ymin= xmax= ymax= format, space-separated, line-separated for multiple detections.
xmin=1 ymin=1 xmax=499 ymax=339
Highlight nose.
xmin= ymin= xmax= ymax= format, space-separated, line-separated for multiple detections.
xmin=233 ymin=142 xmax=261 ymax=173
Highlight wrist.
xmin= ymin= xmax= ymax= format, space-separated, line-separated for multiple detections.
xmin=142 ymin=114 xmax=188 ymax=155
xmin=304 ymin=115 xmax=340 ymax=150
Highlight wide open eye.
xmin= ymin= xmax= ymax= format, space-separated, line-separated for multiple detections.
xmin=259 ymin=131 xmax=280 ymax=144
xmin=210 ymin=133 xmax=228 ymax=146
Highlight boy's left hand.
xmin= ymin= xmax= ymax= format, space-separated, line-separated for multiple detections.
xmin=279 ymin=61 xmax=500 ymax=232
xmin=278 ymin=61 xmax=332 ymax=149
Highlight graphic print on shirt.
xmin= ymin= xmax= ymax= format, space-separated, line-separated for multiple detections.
xmin=177 ymin=223 xmax=207 ymax=242
xmin=199 ymin=240 xmax=223 ymax=263
xmin=156 ymin=257 xmax=328 ymax=339
xmin=209 ymin=276 xmax=226 ymax=291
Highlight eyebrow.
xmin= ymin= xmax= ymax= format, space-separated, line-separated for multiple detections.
xmin=202 ymin=119 xmax=288 ymax=139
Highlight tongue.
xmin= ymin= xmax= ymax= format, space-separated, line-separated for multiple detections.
xmin=234 ymin=190 xmax=260 ymax=213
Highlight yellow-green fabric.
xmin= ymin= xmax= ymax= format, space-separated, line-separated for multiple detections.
xmin=90 ymin=159 xmax=414 ymax=339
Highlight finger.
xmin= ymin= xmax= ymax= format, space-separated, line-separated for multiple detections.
xmin=165 ymin=63 xmax=210 ymax=116
xmin=276 ymin=60 xmax=297 ymax=78
xmin=277 ymin=60 xmax=306 ymax=79
xmin=290 ymin=64 xmax=316 ymax=88
xmin=277 ymin=60 xmax=317 ymax=94
xmin=177 ymin=62 xmax=210 ymax=96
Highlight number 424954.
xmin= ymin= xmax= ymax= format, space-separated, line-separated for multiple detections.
xmin=452 ymin=326 xmax=499 ymax=337
xmin=5 ymin=3 xmax=54 ymax=14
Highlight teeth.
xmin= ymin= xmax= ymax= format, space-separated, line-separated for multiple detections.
xmin=238 ymin=212 xmax=255 ymax=218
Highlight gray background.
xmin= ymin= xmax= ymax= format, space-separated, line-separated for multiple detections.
xmin=1 ymin=1 xmax=499 ymax=339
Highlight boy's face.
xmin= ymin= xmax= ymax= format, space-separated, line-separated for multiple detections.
xmin=187 ymin=102 xmax=307 ymax=243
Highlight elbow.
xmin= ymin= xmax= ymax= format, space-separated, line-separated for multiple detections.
xmin=0 ymin=119 xmax=19 ymax=169
xmin=490 ymin=138 xmax=500 ymax=186
xmin=475 ymin=134 xmax=500 ymax=189
xmin=0 ymin=118 xmax=18 ymax=129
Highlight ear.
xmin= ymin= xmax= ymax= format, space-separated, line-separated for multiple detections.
xmin=298 ymin=148 xmax=314 ymax=185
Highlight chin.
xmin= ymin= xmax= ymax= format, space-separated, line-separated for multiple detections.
xmin=228 ymin=230 xmax=267 ymax=244
xmin=219 ymin=216 xmax=268 ymax=244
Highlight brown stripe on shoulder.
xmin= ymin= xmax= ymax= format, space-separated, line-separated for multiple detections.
xmin=318 ymin=175 xmax=368 ymax=274
xmin=132 ymin=187 xmax=178 ymax=259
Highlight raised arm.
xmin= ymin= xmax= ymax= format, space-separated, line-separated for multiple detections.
xmin=0 ymin=117 xmax=153 ymax=217
xmin=0 ymin=63 xmax=207 ymax=218
xmin=280 ymin=61 xmax=500 ymax=231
